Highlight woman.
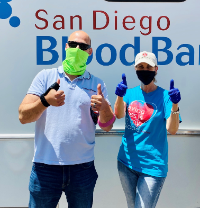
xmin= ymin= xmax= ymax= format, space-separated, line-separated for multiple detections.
xmin=114 ymin=51 xmax=181 ymax=208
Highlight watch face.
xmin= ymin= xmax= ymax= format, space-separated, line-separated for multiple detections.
xmin=105 ymin=0 xmax=186 ymax=2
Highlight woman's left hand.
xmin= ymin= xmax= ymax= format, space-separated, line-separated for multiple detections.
xmin=168 ymin=79 xmax=181 ymax=104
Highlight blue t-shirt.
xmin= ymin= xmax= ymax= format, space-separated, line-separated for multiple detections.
xmin=118 ymin=86 xmax=182 ymax=177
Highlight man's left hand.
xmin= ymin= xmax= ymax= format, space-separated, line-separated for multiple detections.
xmin=91 ymin=84 xmax=107 ymax=111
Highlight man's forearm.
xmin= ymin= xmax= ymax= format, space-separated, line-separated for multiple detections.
xmin=98 ymin=103 xmax=115 ymax=132
xmin=19 ymin=99 xmax=47 ymax=124
xmin=99 ymin=103 xmax=113 ymax=123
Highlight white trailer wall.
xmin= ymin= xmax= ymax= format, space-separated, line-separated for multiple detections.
xmin=0 ymin=0 xmax=200 ymax=133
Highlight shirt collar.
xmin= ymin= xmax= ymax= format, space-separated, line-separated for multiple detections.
xmin=58 ymin=65 xmax=91 ymax=80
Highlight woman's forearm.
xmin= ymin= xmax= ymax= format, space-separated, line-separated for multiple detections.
xmin=114 ymin=96 xmax=126 ymax=119
xmin=166 ymin=103 xmax=179 ymax=135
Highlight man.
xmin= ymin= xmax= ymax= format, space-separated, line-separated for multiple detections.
xmin=19 ymin=31 xmax=115 ymax=208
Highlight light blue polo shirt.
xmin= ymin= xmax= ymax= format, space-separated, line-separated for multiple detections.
xmin=27 ymin=66 xmax=110 ymax=165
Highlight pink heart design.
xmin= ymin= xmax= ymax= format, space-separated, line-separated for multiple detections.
xmin=128 ymin=101 xmax=154 ymax=127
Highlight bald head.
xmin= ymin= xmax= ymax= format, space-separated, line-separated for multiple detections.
xmin=68 ymin=31 xmax=91 ymax=45
xmin=66 ymin=31 xmax=92 ymax=55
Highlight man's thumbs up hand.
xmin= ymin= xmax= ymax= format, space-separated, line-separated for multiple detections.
xmin=168 ymin=79 xmax=181 ymax=104
xmin=115 ymin=73 xmax=128 ymax=97
xmin=91 ymin=84 xmax=107 ymax=111
xmin=44 ymin=79 xmax=65 ymax=107
xmin=97 ymin=84 xmax=103 ymax=96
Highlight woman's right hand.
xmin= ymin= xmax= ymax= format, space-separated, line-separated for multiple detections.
xmin=115 ymin=73 xmax=128 ymax=97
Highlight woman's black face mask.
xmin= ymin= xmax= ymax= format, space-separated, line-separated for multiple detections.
xmin=136 ymin=70 xmax=156 ymax=85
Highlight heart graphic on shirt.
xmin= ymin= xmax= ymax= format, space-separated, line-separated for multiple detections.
xmin=128 ymin=101 xmax=156 ymax=127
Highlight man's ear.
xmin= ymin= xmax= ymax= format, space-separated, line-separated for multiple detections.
xmin=65 ymin=43 xmax=69 ymax=50
xmin=89 ymin=48 xmax=93 ymax=56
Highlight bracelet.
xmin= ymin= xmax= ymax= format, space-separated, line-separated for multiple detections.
xmin=98 ymin=114 xmax=116 ymax=128
xmin=40 ymin=94 xmax=50 ymax=107
xmin=171 ymin=107 xmax=179 ymax=114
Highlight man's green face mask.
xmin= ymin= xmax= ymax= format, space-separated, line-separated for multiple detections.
xmin=62 ymin=48 xmax=89 ymax=76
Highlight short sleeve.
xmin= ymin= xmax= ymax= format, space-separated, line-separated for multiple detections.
xmin=27 ymin=70 xmax=47 ymax=97
xmin=164 ymin=93 xmax=182 ymax=123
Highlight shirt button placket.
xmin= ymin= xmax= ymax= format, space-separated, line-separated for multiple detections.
xmin=70 ymin=80 xmax=76 ymax=90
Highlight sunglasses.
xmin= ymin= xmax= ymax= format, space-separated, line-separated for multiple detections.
xmin=68 ymin=41 xmax=91 ymax=51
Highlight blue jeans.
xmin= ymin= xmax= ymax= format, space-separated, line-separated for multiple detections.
xmin=29 ymin=161 xmax=98 ymax=208
xmin=118 ymin=161 xmax=166 ymax=208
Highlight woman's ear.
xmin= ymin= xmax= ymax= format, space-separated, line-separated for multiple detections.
xmin=155 ymin=66 xmax=158 ymax=73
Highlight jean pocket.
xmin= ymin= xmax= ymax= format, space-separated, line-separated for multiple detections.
xmin=81 ymin=161 xmax=94 ymax=169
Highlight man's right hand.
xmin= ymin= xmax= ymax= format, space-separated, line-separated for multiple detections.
xmin=45 ymin=79 xmax=65 ymax=106
xmin=115 ymin=73 xmax=128 ymax=97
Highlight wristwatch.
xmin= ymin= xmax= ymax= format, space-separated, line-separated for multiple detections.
xmin=171 ymin=107 xmax=179 ymax=114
